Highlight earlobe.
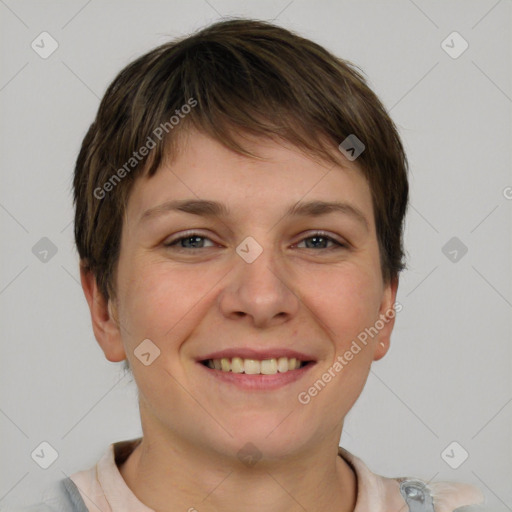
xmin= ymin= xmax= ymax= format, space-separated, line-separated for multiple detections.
xmin=79 ymin=263 xmax=126 ymax=363
xmin=372 ymin=275 xmax=399 ymax=362
xmin=373 ymin=340 xmax=390 ymax=361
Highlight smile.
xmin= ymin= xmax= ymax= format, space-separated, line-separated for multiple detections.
xmin=201 ymin=357 xmax=312 ymax=375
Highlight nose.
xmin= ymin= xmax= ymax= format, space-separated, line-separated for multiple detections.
xmin=218 ymin=241 xmax=300 ymax=329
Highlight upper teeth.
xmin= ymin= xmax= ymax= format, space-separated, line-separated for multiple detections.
xmin=206 ymin=357 xmax=304 ymax=374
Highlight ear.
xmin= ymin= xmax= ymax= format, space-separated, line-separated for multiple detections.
xmin=372 ymin=275 xmax=399 ymax=362
xmin=79 ymin=262 xmax=126 ymax=362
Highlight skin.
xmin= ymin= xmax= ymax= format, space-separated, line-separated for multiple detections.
xmin=80 ymin=128 xmax=398 ymax=512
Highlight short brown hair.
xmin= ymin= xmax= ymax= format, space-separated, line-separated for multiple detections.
xmin=73 ymin=18 xmax=409 ymax=306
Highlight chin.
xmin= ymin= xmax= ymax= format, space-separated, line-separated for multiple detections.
xmin=218 ymin=417 xmax=313 ymax=459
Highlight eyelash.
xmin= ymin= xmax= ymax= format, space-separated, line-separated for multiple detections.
xmin=163 ymin=231 xmax=348 ymax=251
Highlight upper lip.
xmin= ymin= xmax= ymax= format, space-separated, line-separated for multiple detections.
xmin=198 ymin=348 xmax=316 ymax=362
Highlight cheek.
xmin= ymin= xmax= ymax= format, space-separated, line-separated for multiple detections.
xmin=118 ymin=258 xmax=215 ymax=345
xmin=305 ymin=263 xmax=382 ymax=345
xmin=300 ymin=268 xmax=380 ymax=418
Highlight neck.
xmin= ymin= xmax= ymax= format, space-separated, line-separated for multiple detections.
xmin=119 ymin=432 xmax=357 ymax=512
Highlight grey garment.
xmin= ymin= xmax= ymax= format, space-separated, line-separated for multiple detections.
xmin=1 ymin=478 xmax=88 ymax=512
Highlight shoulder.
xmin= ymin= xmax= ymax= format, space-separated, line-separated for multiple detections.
xmin=338 ymin=447 xmax=486 ymax=512
xmin=1 ymin=478 xmax=88 ymax=512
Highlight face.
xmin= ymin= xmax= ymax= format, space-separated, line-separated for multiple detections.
xmin=83 ymin=128 xmax=398 ymax=461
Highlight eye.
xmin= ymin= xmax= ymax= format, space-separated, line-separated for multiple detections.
xmin=163 ymin=232 xmax=216 ymax=250
xmin=163 ymin=231 xmax=347 ymax=251
xmin=295 ymin=232 xmax=347 ymax=250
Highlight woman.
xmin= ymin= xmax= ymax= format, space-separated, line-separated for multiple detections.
xmin=11 ymin=18 xmax=485 ymax=512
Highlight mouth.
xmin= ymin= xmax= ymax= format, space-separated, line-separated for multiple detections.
xmin=196 ymin=348 xmax=317 ymax=390
xmin=200 ymin=356 xmax=314 ymax=375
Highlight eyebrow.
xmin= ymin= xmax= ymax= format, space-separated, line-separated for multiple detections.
xmin=139 ymin=199 xmax=370 ymax=231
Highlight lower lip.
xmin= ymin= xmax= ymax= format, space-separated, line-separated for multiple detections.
xmin=197 ymin=361 xmax=316 ymax=390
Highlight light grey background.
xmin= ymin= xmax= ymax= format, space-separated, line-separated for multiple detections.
xmin=1 ymin=0 xmax=511 ymax=509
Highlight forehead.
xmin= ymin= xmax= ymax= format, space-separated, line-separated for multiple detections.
xmin=126 ymin=129 xmax=374 ymax=227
